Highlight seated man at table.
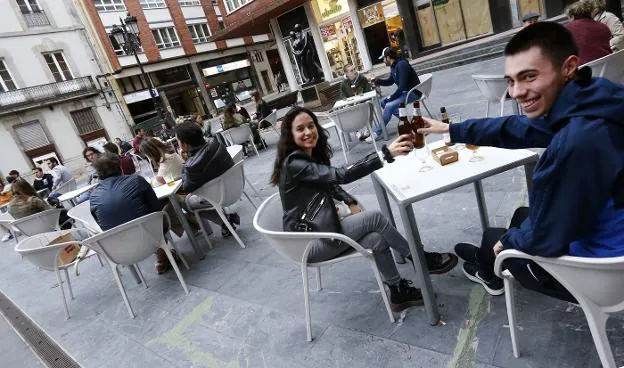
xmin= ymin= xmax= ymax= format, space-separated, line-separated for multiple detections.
xmin=46 ymin=157 xmax=73 ymax=207
xmin=90 ymin=152 xmax=178 ymax=274
xmin=419 ymin=22 xmax=624 ymax=300
xmin=176 ymin=122 xmax=240 ymax=237
xmin=369 ymin=47 xmax=421 ymax=143
xmin=32 ymin=167 xmax=54 ymax=192
xmin=340 ymin=64 xmax=374 ymax=141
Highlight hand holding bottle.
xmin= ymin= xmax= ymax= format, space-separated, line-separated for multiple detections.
xmin=417 ymin=117 xmax=450 ymax=135
xmin=388 ymin=134 xmax=414 ymax=157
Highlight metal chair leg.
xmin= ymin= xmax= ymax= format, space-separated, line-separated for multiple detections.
xmin=134 ymin=264 xmax=148 ymax=289
xmin=56 ymin=269 xmax=70 ymax=319
xmin=63 ymin=268 xmax=74 ymax=300
xmin=110 ymin=263 xmax=135 ymax=318
xmin=162 ymin=246 xmax=189 ymax=295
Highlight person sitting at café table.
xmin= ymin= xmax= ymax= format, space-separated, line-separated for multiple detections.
xmin=566 ymin=0 xmax=612 ymax=65
xmin=7 ymin=179 xmax=71 ymax=229
xmin=115 ymin=137 xmax=133 ymax=155
xmin=175 ymin=122 xmax=240 ymax=238
xmin=222 ymin=104 xmax=264 ymax=151
xmin=418 ymin=22 xmax=624 ymax=300
xmin=159 ymin=123 xmax=175 ymax=141
xmin=271 ymin=106 xmax=458 ymax=312
xmin=32 ymin=167 xmax=53 ymax=192
xmin=103 ymin=142 xmax=136 ymax=175
xmin=0 ymin=178 xmax=12 ymax=205
xmin=251 ymin=90 xmax=272 ymax=124
xmin=89 ymin=152 xmax=180 ymax=274
xmin=340 ymin=64 xmax=372 ymax=99
xmin=8 ymin=170 xmax=20 ymax=182
xmin=370 ymin=47 xmax=421 ymax=143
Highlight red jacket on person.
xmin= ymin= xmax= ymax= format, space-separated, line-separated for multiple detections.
xmin=566 ymin=19 xmax=612 ymax=65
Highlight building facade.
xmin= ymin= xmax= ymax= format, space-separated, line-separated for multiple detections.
xmin=78 ymin=0 xmax=277 ymax=127
xmin=0 ymin=0 xmax=132 ymax=178
xmin=209 ymin=0 xmax=576 ymax=92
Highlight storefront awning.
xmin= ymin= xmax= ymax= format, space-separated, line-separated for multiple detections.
xmin=209 ymin=0 xmax=308 ymax=41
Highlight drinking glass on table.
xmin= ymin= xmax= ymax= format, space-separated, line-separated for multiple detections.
xmin=448 ymin=113 xmax=464 ymax=150
xmin=466 ymin=144 xmax=484 ymax=162
xmin=414 ymin=142 xmax=433 ymax=172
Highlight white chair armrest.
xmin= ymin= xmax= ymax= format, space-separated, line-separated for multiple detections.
xmin=274 ymin=230 xmax=373 ymax=259
xmin=494 ymin=249 xmax=538 ymax=278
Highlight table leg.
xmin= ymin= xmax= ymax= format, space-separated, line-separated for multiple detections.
xmin=397 ymin=204 xmax=440 ymax=325
xmin=168 ymin=195 xmax=204 ymax=260
xmin=372 ymin=176 xmax=403 ymax=264
xmin=474 ymin=180 xmax=490 ymax=231
xmin=523 ymin=162 xmax=535 ymax=196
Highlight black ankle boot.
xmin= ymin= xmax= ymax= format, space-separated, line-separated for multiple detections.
xmin=388 ymin=279 xmax=424 ymax=312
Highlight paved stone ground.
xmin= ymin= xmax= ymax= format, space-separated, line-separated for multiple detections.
xmin=2 ymin=57 xmax=624 ymax=368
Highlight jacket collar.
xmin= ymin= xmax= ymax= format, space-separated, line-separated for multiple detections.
xmin=541 ymin=66 xmax=593 ymax=132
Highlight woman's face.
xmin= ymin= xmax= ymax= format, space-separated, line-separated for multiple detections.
xmin=85 ymin=150 xmax=98 ymax=163
xmin=291 ymin=112 xmax=318 ymax=152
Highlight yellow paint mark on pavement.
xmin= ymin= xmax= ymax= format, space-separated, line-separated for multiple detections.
xmin=448 ymin=285 xmax=489 ymax=368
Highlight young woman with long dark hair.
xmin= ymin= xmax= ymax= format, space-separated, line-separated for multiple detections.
xmin=271 ymin=107 xmax=457 ymax=312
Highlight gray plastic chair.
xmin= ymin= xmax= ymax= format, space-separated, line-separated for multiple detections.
xmin=494 ymin=249 xmax=624 ymax=368
xmin=406 ymin=73 xmax=434 ymax=117
xmin=223 ymin=124 xmax=259 ymax=156
xmin=580 ymin=49 xmax=624 ymax=84
xmin=10 ymin=208 xmax=63 ymax=237
xmin=253 ymin=193 xmax=395 ymax=342
xmin=329 ymin=102 xmax=377 ymax=163
xmin=84 ymin=212 xmax=189 ymax=318
xmin=67 ymin=200 xmax=102 ymax=234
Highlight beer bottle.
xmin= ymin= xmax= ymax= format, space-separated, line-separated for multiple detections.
xmin=397 ymin=103 xmax=412 ymax=145
xmin=440 ymin=106 xmax=454 ymax=146
xmin=410 ymin=101 xmax=425 ymax=149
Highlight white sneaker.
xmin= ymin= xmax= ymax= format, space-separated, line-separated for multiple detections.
xmin=356 ymin=131 xmax=371 ymax=141
xmin=1 ymin=233 xmax=13 ymax=242
xmin=365 ymin=132 xmax=381 ymax=144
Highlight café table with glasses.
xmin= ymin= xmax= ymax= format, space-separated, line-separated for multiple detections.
xmin=58 ymin=183 xmax=99 ymax=207
xmin=371 ymin=139 xmax=538 ymax=325
xmin=332 ymin=90 xmax=387 ymax=140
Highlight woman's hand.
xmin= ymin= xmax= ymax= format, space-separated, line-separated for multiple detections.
xmin=349 ymin=204 xmax=361 ymax=215
xmin=152 ymin=176 xmax=166 ymax=187
xmin=388 ymin=134 xmax=413 ymax=157
xmin=417 ymin=117 xmax=450 ymax=135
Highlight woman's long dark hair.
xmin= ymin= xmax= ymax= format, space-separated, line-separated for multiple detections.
xmin=270 ymin=107 xmax=332 ymax=186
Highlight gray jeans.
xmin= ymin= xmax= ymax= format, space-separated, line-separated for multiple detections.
xmin=308 ymin=210 xmax=410 ymax=285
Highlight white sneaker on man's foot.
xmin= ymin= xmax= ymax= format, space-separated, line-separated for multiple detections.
xmin=365 ymin=132 xmax=381 ymax=144
xmin=1 ymin=233 xmax=14 ymax=242
xmin=356 ymin=131 xmax=371 ymax=141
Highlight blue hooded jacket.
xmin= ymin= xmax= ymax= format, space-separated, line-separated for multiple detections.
xmin=376 ymin=57 xmax=421 ymax=101
xmin=450 ymin=67 xmax=624 ymax=258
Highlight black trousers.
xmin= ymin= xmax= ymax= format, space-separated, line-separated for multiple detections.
xmin=477 ymin=207 xmax=577 ymax=303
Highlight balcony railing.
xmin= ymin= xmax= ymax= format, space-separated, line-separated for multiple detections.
xmin=23 ymin=11 xmax=50 ymax=27
xmin=0 ymin=77 xmax=99 ymax=115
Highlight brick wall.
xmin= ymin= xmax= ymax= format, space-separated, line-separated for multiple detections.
xmin=217 ymin=0 xmax=288 ymax=33
xmin=82 ymin=0 xmax=121 ymax=71
xmin=200 ymin=0 xmax=220 ymax=35
xmin=165 ymin=0 xmax=197 ymax=55
xmin=123 ymin=0 xmax=161 ymax=62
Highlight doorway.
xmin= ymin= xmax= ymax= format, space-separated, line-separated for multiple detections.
xmin=363 ymin=22 xmax=389 ymax=64
xmin=260 ymin=70 xmax=273 ymax=93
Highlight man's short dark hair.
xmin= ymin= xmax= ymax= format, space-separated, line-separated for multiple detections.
xmin=175 ymin=122 xmax=205 ymax=147
xmin=92 ymin=152 xmax=122 ymax=180
xmin=47 ymin=157 xmax=59 ymax=165
xmin=504 ymin=22 xmax=578 ymax=68
xmin=134 ymin=128 xmax=143 ymax=135
xmin=33 ymin=167 xmax=43 ymax=173
xmin=9 ymin=170 xmax=19 ymax=176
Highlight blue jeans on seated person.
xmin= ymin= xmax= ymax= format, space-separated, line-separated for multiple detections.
xmin=377 ymin=91 xmax=421 ymax=136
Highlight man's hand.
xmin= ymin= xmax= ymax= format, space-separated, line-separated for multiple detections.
xmin=417 ymin=117 xmax=450 ymax=135
xmin=388 ymin=134 xmax=413 ymax=157
xmin=493 ymin=241 xmax=505 ymax=257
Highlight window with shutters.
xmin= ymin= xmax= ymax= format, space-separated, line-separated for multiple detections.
xmin=93 ymin=0 xmax=126 ymax=12
xmin=188 ymin=23 xmax=211 ymax=44
xmin=0 ymin=60 xmax=18 ymax=92
xmin=14 ymin=121 xmax=50 ymax=151
xmin=43 ymin=52 xmax=73 ymax=82
xmin=179 ymin=0 xmax=201 ymax=5
xmin=16 ymin=0 xmax=42 ymax=14
xmin=70 ymin=108 xmax=103 ymax=135
xmin=140 ymin=0 xmax=166 ymax=9
xmin=152 ymin=27 xmax=181 ymax=49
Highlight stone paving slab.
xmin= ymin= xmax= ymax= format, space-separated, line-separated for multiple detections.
xmin=2 ymin=57 xmax=624 ymax=368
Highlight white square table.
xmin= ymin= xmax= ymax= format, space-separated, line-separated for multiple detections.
xmin=371 ymin=140 xmax=538 ymax=324
xmin=58 ymin=183 xmax=99 ymax=206
xmin=333 ymin=90 xmax=388 ymax=140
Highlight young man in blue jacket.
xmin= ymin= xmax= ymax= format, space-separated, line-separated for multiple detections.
xmin=419 ymin=22 xmax=624 ymax=300
xmin=369 ymin=47 xmax=421 ymax=142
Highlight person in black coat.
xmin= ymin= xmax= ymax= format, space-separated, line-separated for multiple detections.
xmin=32 ymin=167 xmax=53 ymax=192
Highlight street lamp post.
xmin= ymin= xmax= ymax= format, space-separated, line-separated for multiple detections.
xmin=111 ymin=14 xmax=165 ymax=126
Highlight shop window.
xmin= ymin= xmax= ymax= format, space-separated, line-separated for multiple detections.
xmin=460 ymin=0 xmax=492 ymax=38
xmin=14 ymin=120 xmax=50 ymax=151
xmin=93 ymin=0 xmax=125 ymax=12
xmin=188 ymin=23 xmax=211 ymax=44
xmin=152 ymin=27 xmax=181 ymax=49
xmin=43 ymin=52 xmax=73 ymax=82
xmin=224 ymin=0 xmax=253 ymax=14
xmin=70 ymin=108 xmax=102 ymax=135
xmin=0 ymin=60 xmax=18 ymax=92
xmin=179 ymin=0 xmax=201 ymax=5
xmin=140 ymin=0 xmax=166 ymax=9
xmin=517 ymin=0 xmax=543 ymax=19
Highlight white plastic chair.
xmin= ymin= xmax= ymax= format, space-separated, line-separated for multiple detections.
xmin=84 ymin=212 xmax=189 ymax=318
xmin=494 ymin=249 xmax=624 ymax=368
xmin=258 ymin=109 xmax=279 ymax=137
xmin=329 ymin=102 xmax=378 ymax=163
xmin=406 ymin=73 xmax=434 ymax=117
xmin=185 ymin=161 xmax=254 ymax=250
xmin=472 ymin=74 xmax=520 ymax=117
xmin=581 ymin=49 xmax=624 ymax=84
xmin=67 ymin=200 xmax=102 ymax=234
xmin=0 ymin=212 xmax=16 ymax=240
xmin=252 ymin=193 xmax=395 ymax=342
xmin=10 ymin=208 xmax=63 ymax=237
xmin=223 ymin=124 xmax=259 ymax=156
xmin=54 ymin=178 xmax=77 ymax=195
xmin=14 ymin=229 xmax=97 ymax=319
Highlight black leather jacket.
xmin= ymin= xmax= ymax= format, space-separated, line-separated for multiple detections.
xmin=182 ymin=138 xmax=234 ymax=193
xmin=279 ymin=150 xmax=383 ymax=232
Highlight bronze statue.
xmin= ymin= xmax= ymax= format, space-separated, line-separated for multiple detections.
xmin=291 ymin=24 xmax=323 ymax=84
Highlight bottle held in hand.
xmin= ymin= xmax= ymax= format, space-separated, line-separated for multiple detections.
xmin=397 ymin=103 xmax=413 ymax=150
xmin=440 ymin=107 xmax=454 ymax=146
xmin=410 ymin=101 xmax=425 ymax=149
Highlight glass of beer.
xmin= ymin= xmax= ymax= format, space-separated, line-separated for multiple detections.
xmin=414 ymin=141 xmax=433 ymax=172
xmin=466 ymin=144 xmax=483 ymax=162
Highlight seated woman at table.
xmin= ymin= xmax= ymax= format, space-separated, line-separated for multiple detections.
xmin=8 ymin=179 xmax=71 ymax=229
xmin=271 ymin=107 xmax=458 ymax=312
xmin=103 ymin=142 xmax=136 ymax=175
xmin=222 ymin=104 xmax=265 ymax=151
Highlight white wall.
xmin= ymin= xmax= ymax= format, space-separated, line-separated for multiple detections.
xmin=160 ymin=47 xmax=185 ymax=59
xmin=0 ymin=0 xmax=23 ymax=33
xmin=98 ymin=10 xmax=127 ymax=28
xmin=181 ymin=6 xmax=205 ymax=20
xmin=144 ymin=8 xmax=172 ymax=23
